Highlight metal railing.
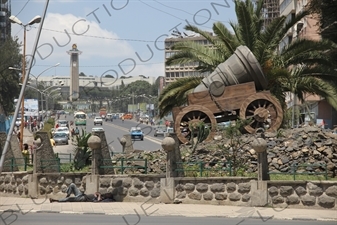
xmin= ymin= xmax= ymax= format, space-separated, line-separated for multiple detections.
xmin=100 ymin=158 xmax=148 ymax=174
xmin=175 ymin=161 xmax=232 ymax=177
xmin=3 ymin=157 xmax=29 ymax=172
xmin=55 ymin=153 xmax=72 ymax=164
xmin=40 ymin=158 xmax=60 ymax=173
xmin=268 ymin=162 xmax=328 ymax=180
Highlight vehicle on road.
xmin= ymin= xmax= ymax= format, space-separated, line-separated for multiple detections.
xmin=105 ymin=113 xmax=113 ymax=122
xmin=56 ymin=120 xmax=68 ymax=128
xmin=55 ymin=127 xmax=70 ymax=139
xmin=53 ymin=132 xmax=69 ymax=145
xmin=154 ymin=126 xmax=174 ymax=137
xmin=123 ymin=113 xmax=133 ymax=120
xmin=94 ymin=117 xmax=103 ymax=126
xmin=130 ymin=127 xmax=144 ymax=141
xmin=99 ymin=107 xmax=107 ymax=119
xmin=92 ymin=127 xmax=104 ymax=132
xmin=74 ymin=111 xmax=87 ymax=126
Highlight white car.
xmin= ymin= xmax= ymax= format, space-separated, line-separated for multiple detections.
xmin=55 ymin=127 xmax=70 ymax=138
xmin=92 ymin=127 xmax=104 ymax=132
xmin=94 ymin=117 xmax=103 ymax=126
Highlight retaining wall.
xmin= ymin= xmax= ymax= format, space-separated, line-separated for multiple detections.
xmin=0 ymin=172 xmax=336 ymax=209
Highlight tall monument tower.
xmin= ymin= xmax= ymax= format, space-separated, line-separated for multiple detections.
xmin=67 ymin=44 xmax=82 ymax=101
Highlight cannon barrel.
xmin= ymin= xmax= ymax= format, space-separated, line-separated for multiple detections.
xmin=194 ymin=46 xmax=268 ymax=96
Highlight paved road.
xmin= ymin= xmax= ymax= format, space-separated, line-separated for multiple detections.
xmin=84 ymin=117 xmax=163 ymax=153
xmin=53 ymin=115 xmax=164 ymax=161
xmin=9 ymin=213 xmax=337 ymax=225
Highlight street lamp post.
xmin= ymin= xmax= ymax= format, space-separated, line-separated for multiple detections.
xmin=22 ymin=84 xmax=62 ymax=120
xmin=9 ymin=63 xmax=60 ymax=120
xmin=9 ymin=15 xmax=41 ymax=151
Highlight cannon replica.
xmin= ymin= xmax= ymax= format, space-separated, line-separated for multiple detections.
xmin=172 ymin=45 xmax=283 ymax=144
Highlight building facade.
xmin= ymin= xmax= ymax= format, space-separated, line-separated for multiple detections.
xmin=262 ymin=0 xmax=280 ymax=29
xmin=0 ymin=0 xmax=11 ymax=44
xmin=280 ymin=0 xmax=337 ymax=128
xmin=164 ymin=35 xmax=211 ymax=86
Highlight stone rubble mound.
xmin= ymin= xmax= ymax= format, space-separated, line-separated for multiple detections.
xmin=112 ymin=126 xmax=337 ymax=177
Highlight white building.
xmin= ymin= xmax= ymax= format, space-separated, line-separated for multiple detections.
xmin=37 ymin=75 xmax=156 ymax=89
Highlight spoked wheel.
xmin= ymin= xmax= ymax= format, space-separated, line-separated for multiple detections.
xmin=175 ymin=105 xmax=217 ymax=144
xmin=239 ymin=92 xmax=283 ymax=133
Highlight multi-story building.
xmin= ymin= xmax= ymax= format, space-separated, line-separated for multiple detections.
xmin=0 ymin=0 xmax=11 ymax=44
xmin=164 ymin=35 xmax=211 ymax=86
xmin=280 ymin=0 xmax=337 ymax=128
xmin=261 ymin=0 xmax=280 ymax=29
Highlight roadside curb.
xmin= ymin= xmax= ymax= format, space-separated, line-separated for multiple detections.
xmin=1 ymin=209 xmax=335 ymax=221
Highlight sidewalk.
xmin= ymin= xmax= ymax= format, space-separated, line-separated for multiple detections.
xmin=0 ymin=196 xmax=336 ymax=221
xmin=22 ymin=127 xmax=35 ymax=146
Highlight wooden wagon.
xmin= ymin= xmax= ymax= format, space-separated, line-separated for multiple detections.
xmin=172 ymin=46 xmax=283 ymax=144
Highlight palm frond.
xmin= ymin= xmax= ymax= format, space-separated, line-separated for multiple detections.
xmin=212 ymin=21 xmax=240 ymax=54
xmin=158 ymin=77 xmax=203 ymax=117
xmin=166 ymin=41 xmax=224 ymax=71
xmin=280 ymin=39 xmax=336 ymax=66
xmin=235 ymin=0 xmax=256 ymax=50
xmin=276 ymin=10 xmax=310 ymax=49
xmin=256 ymin=16 xmax=286 ymax=64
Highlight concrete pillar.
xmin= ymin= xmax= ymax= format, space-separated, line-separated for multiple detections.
xmin=250 ymin=180 xmax=268 ymax=207
xmin=85 ymin=175 xmax=99 ymax=195
xmin=251 ymin=137 xmax=269 ymax=180
xmin=28 ymin=174 xmax=38 ymax=199
xmin=161 ymin=137 xmax=175 ymax=178
xmin=122 ymin=134 xmax=134 ymax=153
xmin=119 ymin=137 xmax=126 ymax=153
xmin=160 ymin=177 xmax=175 ymax=204
xmin=87 ymin=135 xmax=101 ymax=175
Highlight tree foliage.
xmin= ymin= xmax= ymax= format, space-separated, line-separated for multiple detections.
xmin=0 ymin=38 xmax=22 ymax=115
xmin=159 ymin=0 xmax=337 ymax=117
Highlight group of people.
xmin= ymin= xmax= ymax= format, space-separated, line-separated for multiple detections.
xmin=49 ymin=183 xmax=115 ymax=203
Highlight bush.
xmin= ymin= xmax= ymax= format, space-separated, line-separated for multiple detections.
xmin=41 ymin=118 xmax=55 ymax=139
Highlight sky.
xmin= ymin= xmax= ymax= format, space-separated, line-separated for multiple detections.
xmin=11 ymin=0 xmax=237 ymax=81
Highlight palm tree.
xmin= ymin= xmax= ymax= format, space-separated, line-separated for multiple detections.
xmin=158 ymin=76 xmax=203 ymax=117
xmin=159 ymin=0 xmax=337 ymax=117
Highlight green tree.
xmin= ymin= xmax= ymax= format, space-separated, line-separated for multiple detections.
xmin=159 ymin=0 xmax=337 ymax=117
xmin=0 ymin=38 xmax=21 ymax=115
xmin=119 ymin=80 xmax=152 ymax=96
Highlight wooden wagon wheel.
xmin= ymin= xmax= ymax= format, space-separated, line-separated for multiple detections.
xmin=175 ymin=105 xmax=217 ymax=144
xmin=239 ymin=92 xmax=283 ymax=133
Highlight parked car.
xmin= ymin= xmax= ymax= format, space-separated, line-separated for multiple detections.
xmin=130 ymin=127 xmax=144 ymax=141
xmin=55 ymin=127 xmax=70 ymax=138
xmin=53 ymin=132 xmax=69 ymax=145
xmin=94 ymin=117 xmax=103 ymax=126
xmin=92 ymin=127 xmax=104 ymax=132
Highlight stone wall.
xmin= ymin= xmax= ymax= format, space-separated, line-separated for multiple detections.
xmin=0 ymin=172 xmax=164 ymax=203
xmin=98 ymin=175 xmax=164 ymax=202
xmin=173 ymin=177 xmax=254 ymax=206
xmin=0 ymin=172 xmax=336 ymax=209
xmin=0 ymin=172 xmax=29 ymax=195
xmin=268 ymin=181 xmax=337 ymax=209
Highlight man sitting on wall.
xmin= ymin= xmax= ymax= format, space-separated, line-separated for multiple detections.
xmin=49 ymin=183 xmax=114 ymax=203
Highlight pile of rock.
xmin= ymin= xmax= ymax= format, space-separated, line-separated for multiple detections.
xmin=112 ymin=126 xmax=337 ymax=177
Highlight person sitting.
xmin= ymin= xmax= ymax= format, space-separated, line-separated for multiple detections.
xmin=49 ymin=183 xmax=114 ymax=203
